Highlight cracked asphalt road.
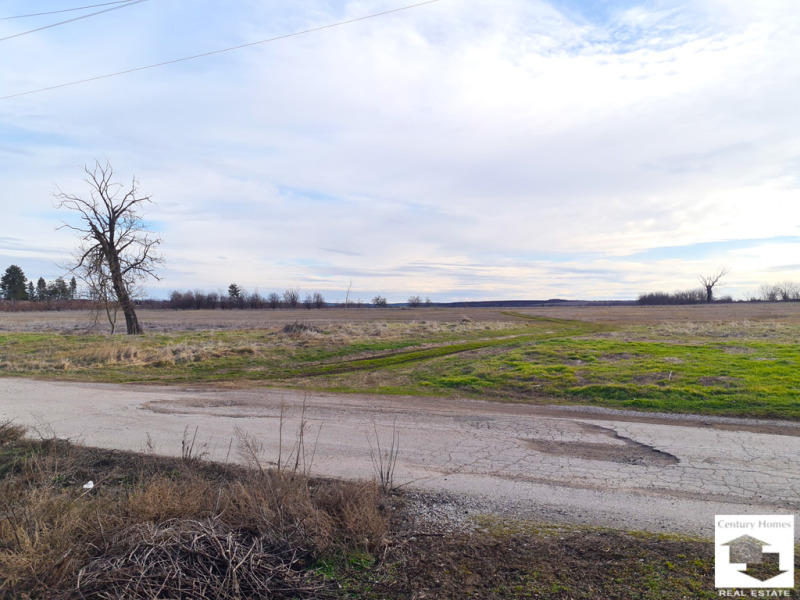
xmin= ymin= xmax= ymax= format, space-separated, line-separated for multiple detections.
xmin=2 ymin=378 xmax=798 ymax=539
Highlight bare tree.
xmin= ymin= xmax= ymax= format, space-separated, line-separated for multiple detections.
xmin=283 ymin=289 xmax=300 ymax=309
xmin=407 ymin=295 xmax=422 ymax=308
xmin=698 ymin=267 xmax=729 ymax=304
xmin=758 ymin=283 xmax=779 ymax=302
xmin=267 ymin=292 xmax=281 ymax=309
xmin=55 ymin=161 xmax=162 ymax=334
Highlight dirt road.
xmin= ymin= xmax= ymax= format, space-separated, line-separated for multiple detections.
xmin=2 ymin=377 xmax=798 ymax=538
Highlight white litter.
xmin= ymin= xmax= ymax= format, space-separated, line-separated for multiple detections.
xmin=82 ymin=481 xmax=94 ymax=490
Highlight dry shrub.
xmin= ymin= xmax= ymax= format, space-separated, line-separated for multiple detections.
xmin=222 ymin=473 xmax=334 ymax=552
xmin=312 ymin=480 xmax=389 ymax=551
xmin=69 ymin=518 xmax=328 ymax=600
xmin=282 ymin=321 xmax=320 ymax=335
xmin=0 ymin=436 xmax=391 ymax=598
xmin=0 ymin=420 xmax=26 ymax=445
xmin=124 ymin=476 xmax=216 ymax=524
xmin=0 ymin=484 xmax=101 ymax=593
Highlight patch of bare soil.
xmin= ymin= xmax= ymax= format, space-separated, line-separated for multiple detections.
xmin=384 ymin=528 xmax=716 ymax=599
xmin=698 ymin=376 xmax=742 ymax=388
xmin=525 ymin=423 xmax=679 ymax=467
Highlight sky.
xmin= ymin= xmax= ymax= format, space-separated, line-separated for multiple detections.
xmin=1 ymin=0 xmax=799 ymax=302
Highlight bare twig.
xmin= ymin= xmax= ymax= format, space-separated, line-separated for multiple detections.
xmin=367 ymin=421 xmax=400 ymax=493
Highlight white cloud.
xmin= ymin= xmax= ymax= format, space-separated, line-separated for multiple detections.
xmin=0 ymin=0 xmax=799 ymax=300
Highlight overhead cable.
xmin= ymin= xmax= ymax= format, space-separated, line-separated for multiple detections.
xmin=1 ymin=1 xmax=137 ymax=21
xmin=1 ymin=0 xmax=440 ymax=100
xmin=0 ymin=0 xmax=146 ymax=43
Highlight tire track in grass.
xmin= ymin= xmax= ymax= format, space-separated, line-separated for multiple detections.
xmin=278 ymin=316 xmax=610 ymax=379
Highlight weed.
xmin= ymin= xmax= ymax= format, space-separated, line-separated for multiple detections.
xmin=367 ymin=421 xmax=400 ymax=493
xmin=180 ymin=425 xmax=207 ymax=463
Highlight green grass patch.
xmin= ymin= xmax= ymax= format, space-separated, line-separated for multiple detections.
xmin=3 ymin=314 xmax=800 ymax=418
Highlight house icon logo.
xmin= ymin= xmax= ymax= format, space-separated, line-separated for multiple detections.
xmin=716 ymin=515 xmax=794 ymax=589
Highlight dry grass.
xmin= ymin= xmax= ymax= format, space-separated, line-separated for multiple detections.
xmin=4 ymin=303 xmax=800 ymax=334
xmin=0 ymin=424 xmax=391 ymax=599
xmin=0 ymin=307 xmax=517 ymax=334
xmin=650 ymin=319 xmax=797 ymax=339
xmin=0 ymin=317 xmax=520 ymax=378
xmin=0 ymin=420 xmax=26 ymax=445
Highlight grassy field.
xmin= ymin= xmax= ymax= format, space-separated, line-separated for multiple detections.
xmin=2 ymin=304 xmax=800 ymax=418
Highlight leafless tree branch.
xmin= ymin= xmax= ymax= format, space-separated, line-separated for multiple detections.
xmin=54 ymin=160 xmax=163 ymax=334
xmin=699 ymin=267 xmax=729 ymax=304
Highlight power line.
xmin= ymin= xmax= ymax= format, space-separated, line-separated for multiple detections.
xmin=1 ymin=1 xmax=137 ymax=21
xmin=0 ymin=0 xmax=146 ymax=43
xmin=0 ymin=0 xmax=441 ymax=101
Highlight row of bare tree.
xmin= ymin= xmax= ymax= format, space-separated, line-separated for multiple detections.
xmin=753 ymin=281 xmax=800 ymax=302
xmin=638 ymin=268 xmax=731 ymax=305
xmin=167 ymin=290 xmax=435 ymax=310
xmin=168 ymin=289 xmax=326 ymax=310
xmin=637 ymin=289 xmax=734 ymax=305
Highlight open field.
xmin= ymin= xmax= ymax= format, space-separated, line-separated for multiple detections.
xmin=3 ymin=305 xmax=800 ymax=597
xmin=5 ymin=302 xmax=800 ymax=330
xmin=2 ymin=303 xmax=800 ymax=418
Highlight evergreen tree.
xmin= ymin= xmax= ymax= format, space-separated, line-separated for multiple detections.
xmin=37 ymin=277 xmax=48 ymax=301
xmin=49 ymin=276 xmax=69 ymax=300
xmin=1 ymin=265 xmax=28 ymax=300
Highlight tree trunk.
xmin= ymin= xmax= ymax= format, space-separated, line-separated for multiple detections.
xmin=108 ymin=250 xmax=142 ymax=335
xmin=121 ymin=300 xmax=142 ymax=335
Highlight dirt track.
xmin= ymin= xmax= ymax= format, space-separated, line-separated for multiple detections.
xmin=2 ymin=377 xmax=799 ymax=539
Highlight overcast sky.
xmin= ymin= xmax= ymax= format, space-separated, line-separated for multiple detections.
xmin=1 ymin=0 xmax=798 ymax=302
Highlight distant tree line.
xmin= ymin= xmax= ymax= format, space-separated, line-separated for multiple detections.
xmin=1 ymin=264 xmax=78 ymax=302
xmin=647 ymin=279 xmax=800 ymax=304
xmin=639 ymin=268 xmax=733 ymax=305
xmin=168 ymin=287 xmax=328 ymax=310
xmin=168 ymin=286 xmax=435 ymax=310
xmin=754 ymin=281 xmax=800 ymax=302
xmin=637 ymin=288 xmax=733 ymax=305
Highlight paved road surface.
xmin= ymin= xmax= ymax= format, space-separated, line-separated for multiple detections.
xmin=2 ymin=378 xmax=798 ymax=539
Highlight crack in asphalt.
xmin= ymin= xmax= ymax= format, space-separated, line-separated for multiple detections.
xmin=525 ymin=422 xmax=680 ymax=466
